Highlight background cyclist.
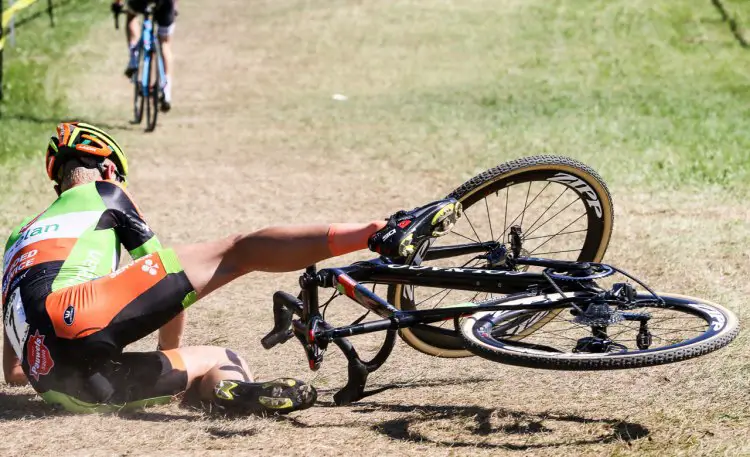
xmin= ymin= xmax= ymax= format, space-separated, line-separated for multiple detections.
xmin=112 ymin=0 xmax=176 ymax=111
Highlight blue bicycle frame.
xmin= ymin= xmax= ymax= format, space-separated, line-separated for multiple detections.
xmin=137 ymin=12 xmax=166 ymax=99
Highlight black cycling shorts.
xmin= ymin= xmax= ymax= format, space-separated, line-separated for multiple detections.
xmin=40 ymin=350 xmax=189 ymax=412
xmin=29 ymin=250 xmax=196 ymax=413
xmin=127 ymin=0 xmax=176 ymax=30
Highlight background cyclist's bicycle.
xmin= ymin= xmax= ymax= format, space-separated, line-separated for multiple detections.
xmin=114 ymin=4 xmax=167 ymax=132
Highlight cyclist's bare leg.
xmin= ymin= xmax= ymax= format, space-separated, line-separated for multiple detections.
xmin=174 ymin=222 xmax=385 ymax=298
xmin=165 ymin=345 xmax=253 ymax=401
xmin=157 ymin=311 xmax=185 ymax=350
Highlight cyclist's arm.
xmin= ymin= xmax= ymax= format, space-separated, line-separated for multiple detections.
xmin=96 ymin=181 xmax=162 ymax=260
xmin=3 ymin=332 xmax=26 ymax=386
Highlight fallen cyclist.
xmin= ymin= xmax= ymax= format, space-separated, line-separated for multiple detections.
xmin=1 ymin=122 xmax=460 ymax=415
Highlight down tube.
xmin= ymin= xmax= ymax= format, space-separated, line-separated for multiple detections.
xmin=333 ymin=271 xmax=399 ymax=318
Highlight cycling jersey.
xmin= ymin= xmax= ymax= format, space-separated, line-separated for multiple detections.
xmin=2 ymin=180 xmax=195 ymax=411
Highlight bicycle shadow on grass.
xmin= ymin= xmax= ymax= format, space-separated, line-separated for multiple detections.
xmin=282 ymin=401 xmax=649 ymax=451
xmin=284 ymin=375 xmax=650 ymax=451
xmin=359 ymin=402 xmax=649 ymax=450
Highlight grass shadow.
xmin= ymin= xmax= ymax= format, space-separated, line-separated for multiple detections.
xmin=8 ymin=0 xmax=76 ymax=31
xmin=0 ymin=392 xmax=65 ymax=420
xmin=0 ymin=112 xmax=131 ymax=131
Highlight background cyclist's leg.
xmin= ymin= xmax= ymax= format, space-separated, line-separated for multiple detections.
xmin=125 ymin=11 xmax=140 ymax=76
xmin=156 ymin=1 xmax=176 ymax=109
xmin=174 ymin=222 xmax=386 ymax=298
xmin=158 ymin=32 xmax=173 ymax=107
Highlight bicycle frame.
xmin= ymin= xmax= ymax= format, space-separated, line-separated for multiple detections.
xmin=264 ymin=242 xmax=597 ymax=405
xmin=136 ymin=8 xmax=166 ymax=98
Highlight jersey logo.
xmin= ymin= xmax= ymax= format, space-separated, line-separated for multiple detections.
xmin=63 ymin=305 xmax=75 ymax=326
xmin=27 ymin=331 xmax=55 ymax=381
xmin=18 ymin=213 xmax=43 ymax=233
xmin=141 ymin=259 xmax=160 ymax=276
xmin=4 ymin=211 xmax=102 ymax=271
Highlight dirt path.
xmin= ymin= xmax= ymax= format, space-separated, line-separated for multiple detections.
xmin=1 ymin=1 xmax=749 ymax=456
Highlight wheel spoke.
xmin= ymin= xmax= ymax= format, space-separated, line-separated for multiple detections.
xmin=498 ymin=182 xmax=553 ymax=241
xmin=485 ymin=197 xmax=494 ymax=241
xmin=523 ymin=186 xmax=568 ymax=236
xmin=449 ymin=230 xmax=480 ymax=243
xmin=522 ymin=228 xmax=589 ymax=242
xmin=462 ymin=211 xmax=482 ymax=243
xmin=519 ymin=182 xmax=532 ymax=228
xmin=528 ymin=212 xmax=586 ymax=255
xmin=524 ymin=198 xmax=582 ymax=239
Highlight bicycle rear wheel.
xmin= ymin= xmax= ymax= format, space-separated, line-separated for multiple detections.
xmin=145 ymin=47 xmax=160 ymax=132
xmin=388 ymin=155 xmax=614 ymax=357
xmin=459 ymin=292 xmax=738 ymax=369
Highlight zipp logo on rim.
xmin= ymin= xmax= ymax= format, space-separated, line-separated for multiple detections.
xmin=546 ymin=173 xmax=603 ymax=218
xmin=688 ymin=303 xmax=727 ymax=332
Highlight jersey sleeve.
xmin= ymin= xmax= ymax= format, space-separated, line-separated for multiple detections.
xmin=95 ymin=181 xmax=163 ymax=259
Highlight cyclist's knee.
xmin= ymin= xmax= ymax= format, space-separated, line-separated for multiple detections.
xmin=170 ymin=345 xmax=248 ymax=382
xmin=170 ymin=345 xmax=253 ymax=400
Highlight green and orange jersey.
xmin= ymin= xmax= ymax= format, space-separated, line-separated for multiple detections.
xmin=2 ymin=180 xmax=161 ymax=359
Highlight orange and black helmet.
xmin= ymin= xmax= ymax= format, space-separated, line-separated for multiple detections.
xmin=45 ymin=122 xmax=129 ymax=184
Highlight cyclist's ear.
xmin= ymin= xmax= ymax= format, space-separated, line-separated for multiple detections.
xmin=100 ymin=160 xmax=118 ymax=181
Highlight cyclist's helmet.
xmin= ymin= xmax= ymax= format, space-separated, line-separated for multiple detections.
xmin=45 ymin=122 xmax=128 ymax=185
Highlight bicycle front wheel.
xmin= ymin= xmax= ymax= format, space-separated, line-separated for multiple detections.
xmin=388 ymin=155 xmax=614 ymax=357
xmin=460 ymin=292 xmax=739 ymax=370
xmin=145 ymin=47 xmax=160 ymax=132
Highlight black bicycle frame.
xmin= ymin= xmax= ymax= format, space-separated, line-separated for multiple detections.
xmin=265 ymin=244 xmax=595 ymax=405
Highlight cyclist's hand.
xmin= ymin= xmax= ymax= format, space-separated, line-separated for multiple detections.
xmin=111 ymin=1 xmax=123 ymax=15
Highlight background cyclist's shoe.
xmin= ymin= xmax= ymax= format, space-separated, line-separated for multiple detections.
xmin=368 ymin=198 xmax=462 ymax=259
xmin=212 ymin=378 xmax=317 ymax=416
xmin=160 ymin=80 xmax=172 ymax=112
xmin=124 ymin=50 xmax=138 ymax=78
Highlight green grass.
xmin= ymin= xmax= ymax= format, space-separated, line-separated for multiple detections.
xmin=257 ymin=0 xmax=750 ymax=191
xmin=0 ymin=0 xmax=108 ymax=163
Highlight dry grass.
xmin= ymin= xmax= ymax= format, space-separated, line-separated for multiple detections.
xmin=1 ymin=0 xmax=750 ymax=456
